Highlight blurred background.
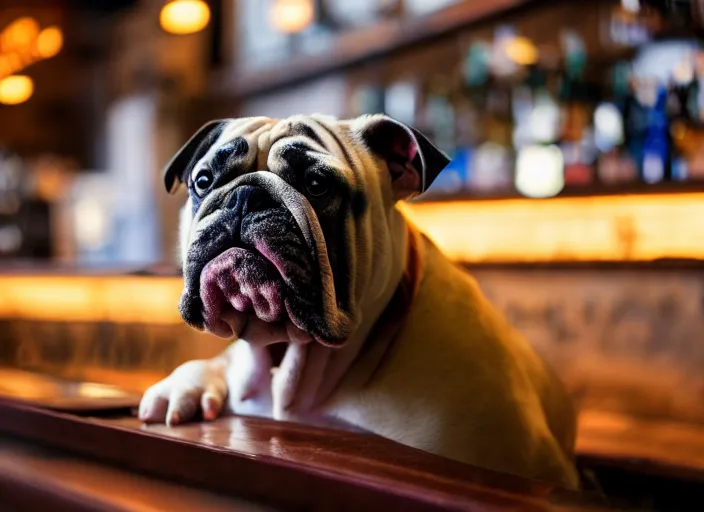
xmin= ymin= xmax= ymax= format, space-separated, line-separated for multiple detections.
xmin=2 ymin=0 xmax=704 ymax=508
xmin=2 ymin=0 xmax=704 ymax=267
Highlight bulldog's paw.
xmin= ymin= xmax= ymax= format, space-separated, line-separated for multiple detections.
xmin=138 ymin=359 xmax=228 ymax=426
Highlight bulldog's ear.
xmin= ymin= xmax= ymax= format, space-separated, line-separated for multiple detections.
xmin=354 ymin=114 xmax=450 ymax=201
xmin=163 ymin=120 xmax=228 ymax=194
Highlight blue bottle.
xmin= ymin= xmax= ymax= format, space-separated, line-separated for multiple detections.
xmin=641 ymin=85 xmax=670 ymax=183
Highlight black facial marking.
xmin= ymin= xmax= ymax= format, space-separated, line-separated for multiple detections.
xmin=178 ymin=124 xmax=226 ymax=189
xmin=211 ymin=137 xmax=249 ymax=172
xmin=292 ymin=123 xmax=326 ymax=149
xmin=351 ymin=190 xmax=367 ymax=220
xmin=187 ymin=137 xmax=251 ymax=215
xmin=279 ymin=142 xmax=318 ymax=186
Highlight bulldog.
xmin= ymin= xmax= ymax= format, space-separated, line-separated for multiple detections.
xmin=139 ymin=114 xmax=579 ymax=489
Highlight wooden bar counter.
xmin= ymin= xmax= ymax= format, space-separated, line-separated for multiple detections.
xmin=0 ymin=391 xmax=607 ymax=511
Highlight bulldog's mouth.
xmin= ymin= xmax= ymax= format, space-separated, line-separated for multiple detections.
xmin=199 ymin=246 xmax=319 ymax=345
xmin=196 ymin=205 xmax=322 ymax=344
xmin=179 ymin=172 xmax=354 ymax=347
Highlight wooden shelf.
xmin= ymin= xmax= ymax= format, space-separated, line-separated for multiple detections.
xmin=210 ymin=0 xmax=535 ymax=98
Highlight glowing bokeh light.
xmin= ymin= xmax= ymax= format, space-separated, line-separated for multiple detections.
xmin=0 ymin=75 xmax=34 ymax=105
xmin=514 ymin=144 xmax=565 ymax=198
xmin=1 ymin=17 xmax=39 ymax=52
xmin=159 ymin=0 xmax=211 ymax=35
xmin=36 ymin=26 xmax=63 ymax=59
xmin=504 ymin=36 xmax=539 ymax=65
xmin=269 ymin=0 xmax=315 ymax=34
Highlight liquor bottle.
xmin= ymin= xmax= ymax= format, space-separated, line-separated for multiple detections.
xmin=424 ymin=75 xmax=456 ymax=157
xmin=460 ymin=38 xmax=512 ymax=195
xmin=514 ymin=66 xmax=565 ymax=199
xmin=641 ymin=83 xmax=671 ymax=183
xmin=557 ymin=30 xmax=598 ymax=187
xmin=596 ymin=61 xmax=639 ymax=185
xmin=469 ymin=26 xmax=519 ymax=195
xmin=668 ymin=54 xmax=693 ymax=181
xmin=471 ymin=85 xmax=514 ymax=194
xmin=670 ymin=46 xmax=704 ymax=180
xmin=455 ymin=40 xmax=490 ymax=195
xmin=350 ymin=82 xmax=385 ymax=116
xmin=420 ymin=75 xmax=464 ymax=196
xmin=384 ymin=80 xmax=420 ymax=127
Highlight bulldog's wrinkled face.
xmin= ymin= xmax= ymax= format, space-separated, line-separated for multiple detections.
xmin=164 ymin=114 xmax=449 ymax=348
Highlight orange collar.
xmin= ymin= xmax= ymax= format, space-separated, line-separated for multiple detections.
xmin=358 ymin=221 xmax=424 ymax=366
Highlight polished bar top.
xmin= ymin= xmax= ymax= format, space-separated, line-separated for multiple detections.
xmin=0 ymin=438 xmax=268 ymax=512
xmin=0 ymin=397 xmax=607 ymax=511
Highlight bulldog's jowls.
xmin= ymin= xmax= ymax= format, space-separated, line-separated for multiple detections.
xmin=139 ymin=114 xmax=580 ymax=489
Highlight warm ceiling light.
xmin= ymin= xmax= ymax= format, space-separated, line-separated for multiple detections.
xmin=0 ymin=75 xmax=34 ymax=105
xmin=160 ymin=0 xmax=211 ymax=35
xmin=36 ymin=26 xmax=63 ymax=59
xmin=269 ymin=0 xmax=315 ymax=34
xmin=1 ymin=17 xmax=39 ymax=52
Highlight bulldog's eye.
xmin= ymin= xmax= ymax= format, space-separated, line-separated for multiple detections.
xmin=193 ymin=169 xmax=214 ymax=196
xmin=304 ymin=171 xmax=329 ymax=197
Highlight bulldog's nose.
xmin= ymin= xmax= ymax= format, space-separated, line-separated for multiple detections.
xmin=226 ymin=185 xmax=275 ymax=217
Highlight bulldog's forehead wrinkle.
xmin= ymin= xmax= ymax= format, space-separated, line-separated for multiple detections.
xmin=257 ymin=129 xmax=273 ymax=171
xmin=220 ymin=117 xmax=273 ymax=141
xmin=291 ymin=121 xmax=326 ymax=149
xmin=309 ymin=117 xmax=357 ymax=173
xmin=269 ymin=118 xmax=293 ymax=142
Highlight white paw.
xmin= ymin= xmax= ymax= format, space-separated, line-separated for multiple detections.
xmin=138 ymin=359 xmax=228 ymax=426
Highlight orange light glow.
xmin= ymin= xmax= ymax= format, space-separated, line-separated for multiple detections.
xmin=269 ymin=0 xmax=315 ymax=34
xmin=504 ymin=36 xmax=539 ymax=65
xmin=0 ymin=18 xmax=63 ymax=79
xmin=0 ymin=276 xmax=183 ymax=324
xmin=399 ymin=192 xmax=704 ymax=263
xmin=0 ymin=75 xmax=34 ymax=105
xmin=36 ymin=26 xmax=63 ymax=59
xmin=159 ymin=0 xmax=211 ymax=35
xmin=0 ymin=17 xmax=39 ymax=52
